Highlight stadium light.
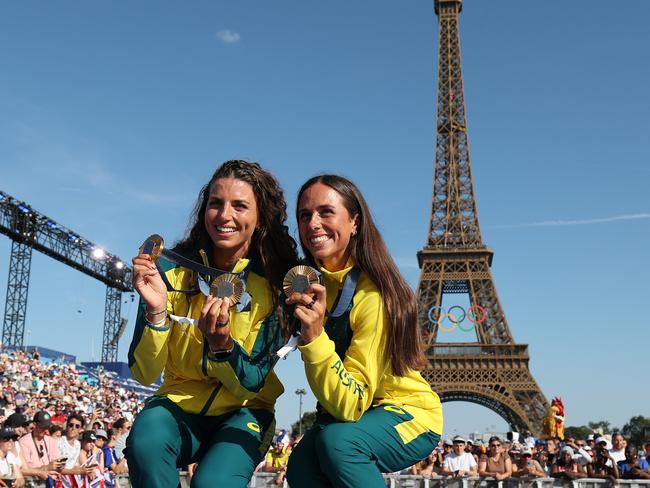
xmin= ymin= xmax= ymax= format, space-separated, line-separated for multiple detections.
xmin=115 ymin=261 xmax=125 ymax=270
xmin=92 ymin=248 xmax=106 ymax=259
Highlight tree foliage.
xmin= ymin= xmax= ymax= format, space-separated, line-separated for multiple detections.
xmin=587 ymin=420 xmax=612 ymax=434
xmin=564 ymin=425 xmax=592 ymax=440
xmin=621 ymin=415 xmax=650 ymax=448
xmin=290 ymin=410 xmax=317 ymax=438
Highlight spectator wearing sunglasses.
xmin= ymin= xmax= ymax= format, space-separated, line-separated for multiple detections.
xmin=57 ymin=414 xmax=83 ymax=470
xmin=17 ymin=411 xmax=64 ymax=480
xmin=512 ymin=447 xmax=545 ymax=478
xmin=0 ymin=427 xmax=25 ymax=488
xmin=478 ymin=436 xmax=512 ymax=480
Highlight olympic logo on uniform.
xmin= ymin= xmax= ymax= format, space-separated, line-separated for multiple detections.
xmin=427 ymin=305 xmax=487 ymax=332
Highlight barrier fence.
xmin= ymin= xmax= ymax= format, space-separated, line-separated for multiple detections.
xmin=9 ymin=474 xmax=650 ymax=488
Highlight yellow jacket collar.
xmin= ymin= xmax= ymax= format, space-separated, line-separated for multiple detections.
xmin=230 ymin=257 xmax=250 ymax=274
xmin=317 ymin=258 xmax=356 ymax=285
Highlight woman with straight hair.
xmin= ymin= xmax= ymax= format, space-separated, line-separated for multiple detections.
xmin=285 ymin=174 xmax=443 ymax=487
xmin=126 ymin=160 xmax=298 ymax=487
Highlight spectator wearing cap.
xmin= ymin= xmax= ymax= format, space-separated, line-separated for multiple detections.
xmin=552 ymin=446 xmax=586 ymax=481
xmin=94 ymin=429 xmax=108 ymax=451
xmin=4 ymin=413 xmax=29 ymax=438
xmin=512 ymin=446 xmax=545 ymax=478
xmin=264 ymin=431 xmax=291 ymax=486
xmin=77 ymin=431 xmax=104 ymax=484
xmin=17 ymin=410 xmax=64 ymax=476
xmin=564 ymin=438 xmax=593 ymax=467
xmin=442 ymin=436 xmax=478 ymax=477
xmin=0 ymin=427 xmax=25 ymax=487
xmin=586 ymin=434 xmax=596 ymax=449
xmin=441 ymin=438 xmax=453 ymax=460
xmin=478 ymin=436 xmax=512 ymax=480
xmin=588 ymin=438 xmax=619 ymax=484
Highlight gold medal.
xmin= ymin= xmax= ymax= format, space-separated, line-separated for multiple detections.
xmin=210 ymin=273 xmax=244 ymax=306
xmin=139 ymin=234 xmax=164 ymax=261
xmin=283 ymin=265 xmax=321 ymax=296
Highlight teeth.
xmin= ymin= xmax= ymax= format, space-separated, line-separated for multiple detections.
xmin=216 ymin=226 xmax=236 ymax=233
xmin=311 ymin=235 xmax=329 ymax=243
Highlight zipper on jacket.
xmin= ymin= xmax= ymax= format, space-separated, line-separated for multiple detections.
xmin=199 ymin=384 xmax=223 ymax=416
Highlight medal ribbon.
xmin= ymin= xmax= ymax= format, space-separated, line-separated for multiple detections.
xmin=155 ymin=247 xmax=252 ymax=313
xmin=277 ymin=267 xmax=360 ymax=359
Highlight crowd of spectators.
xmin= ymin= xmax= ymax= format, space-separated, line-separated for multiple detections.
xmin=407 ymin=432 xmax=650 ymax=483
xmin=2 ymin=348 xmax=649 ymax=487
xmin=0 ymin=349 xmax=140 ymax=487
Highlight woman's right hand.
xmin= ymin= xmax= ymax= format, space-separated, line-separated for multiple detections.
xmin=132 ymin=254 xmax=167 ymax=312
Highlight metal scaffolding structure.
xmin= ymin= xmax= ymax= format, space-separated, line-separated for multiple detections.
xmin=3 ymin=241 xmax=33 ymax=349
xmin=0 ymin=190 xmax=133 ymax=362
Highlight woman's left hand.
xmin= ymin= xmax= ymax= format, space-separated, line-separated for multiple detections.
xmin=286 ymin=284 xmax=327 ymax=345
xmin=198 ymin=295 xmax=232 ymax=351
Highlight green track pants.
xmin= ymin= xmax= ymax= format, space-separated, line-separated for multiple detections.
xmin=126 ymin=396 xmax=274 ymax=488
xmin=286 ymin=405 xmax=440 ymax=488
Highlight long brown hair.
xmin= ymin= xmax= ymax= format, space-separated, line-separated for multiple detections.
xmin=296 ymin=175 xmax=425 ymax=376
xmin=176 ymin=160 xmax=299 ymax=301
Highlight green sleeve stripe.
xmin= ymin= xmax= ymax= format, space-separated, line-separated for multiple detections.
xmin=222 ymin=312 xmax=283 ymax=392
xmin=128 ymin=299 xmax=148 ymax=369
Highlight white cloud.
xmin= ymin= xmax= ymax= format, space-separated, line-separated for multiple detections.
xmin=493 ymin=213 xmax=650 ymax=229
xmin=216 ymin=29 xmax=241 ymax=44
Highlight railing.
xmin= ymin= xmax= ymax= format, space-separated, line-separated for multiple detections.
xmin=427 ymin=344 xmax=529 ymax=358
xmin=12 ymin=475 xmax=650 ymax=488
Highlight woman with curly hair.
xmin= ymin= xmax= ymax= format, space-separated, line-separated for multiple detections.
xmin=285 ymin=174 xmax=443 ymax=487
xmin=126 ymin=160 xmax=298 ymax=487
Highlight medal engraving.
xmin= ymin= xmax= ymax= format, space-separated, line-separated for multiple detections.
xmin=210 ymin=273 xmax=244 ymax=306
xmin=283 ymin=265 xmax=322 ymax=296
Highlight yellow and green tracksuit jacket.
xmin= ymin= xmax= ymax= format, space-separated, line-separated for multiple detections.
xmin=128 ymin=254 xmax=284 ymax=416
xmin=297 ymin=259 xmax=443 ymax=443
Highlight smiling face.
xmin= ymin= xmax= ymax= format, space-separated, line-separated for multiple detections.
xmin=298 ymin=183 xmax=358 ymax=272
xmin=612 ymin=434 xmax=626 ymax=450
xmin=452 ymin=442 xmax=465 ymax=455
xmin=204 ymin=177 xmax=259 ymax=268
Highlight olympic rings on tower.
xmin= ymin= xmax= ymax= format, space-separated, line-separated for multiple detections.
xmin=426 ymin=304 xmax=487 ymax=332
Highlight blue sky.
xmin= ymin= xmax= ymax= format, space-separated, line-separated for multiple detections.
xmin=1 ymin=0 xmax=648 ymax=435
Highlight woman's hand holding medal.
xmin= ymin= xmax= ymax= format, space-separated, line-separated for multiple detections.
xmin=286 ymin=283 xmax=327 ymax=346
xmin=132 ymin=254 xmax=168 ymax=322
xmin=198 ymin=295 xmax=233 ymax=352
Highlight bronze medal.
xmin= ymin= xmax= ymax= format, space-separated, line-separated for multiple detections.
xmin=139 ymin=234 xmax=164 ymax=261
xmin=283 ymin=265 xmax=321 ymax=296
xmin=210 ymin=273 xmax=244 ymax=306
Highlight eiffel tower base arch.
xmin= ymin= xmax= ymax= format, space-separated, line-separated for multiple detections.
xmin=421 ymin=344 xmax=548 ymax=436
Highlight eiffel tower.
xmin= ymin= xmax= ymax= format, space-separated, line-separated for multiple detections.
xmin=417 ymin=0 xmax=548 ymax=436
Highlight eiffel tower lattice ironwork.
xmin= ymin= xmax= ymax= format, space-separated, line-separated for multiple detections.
xmin=417 ymin=0 xmax=548 ymax=435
